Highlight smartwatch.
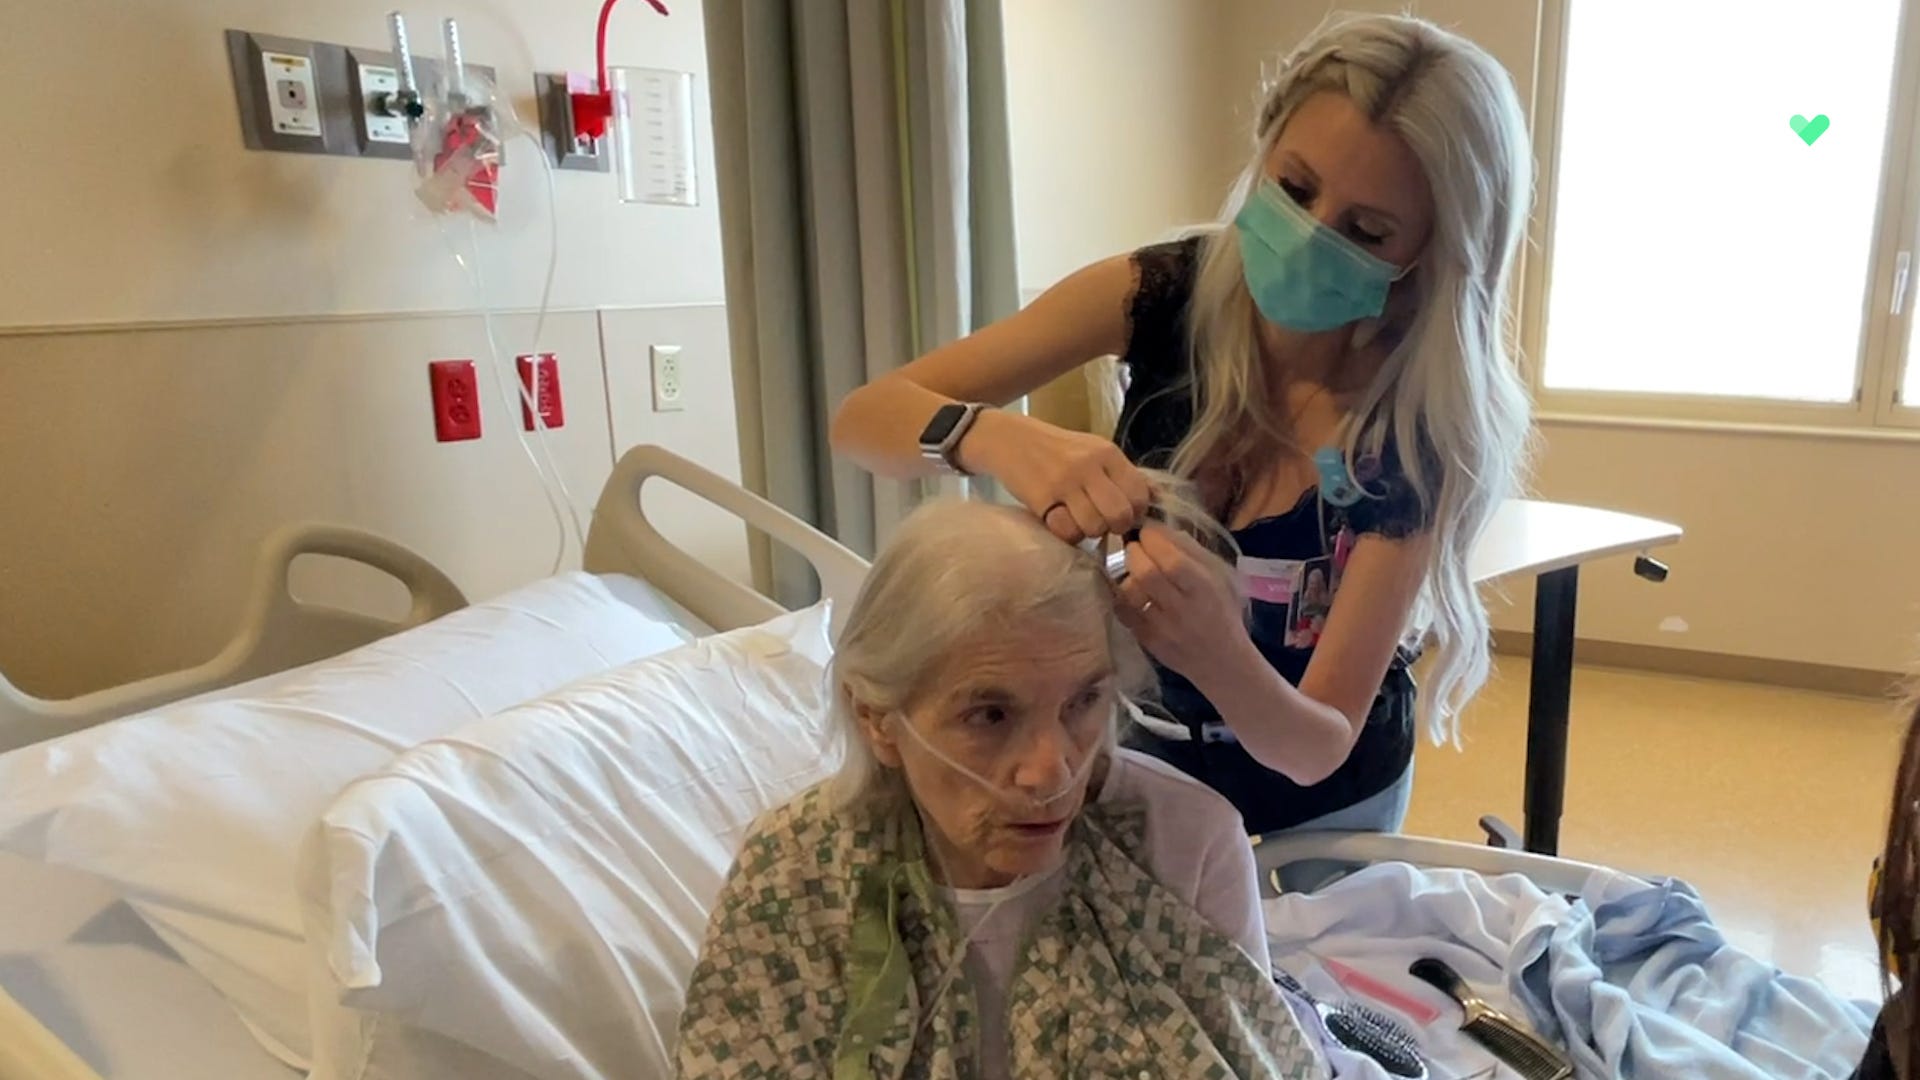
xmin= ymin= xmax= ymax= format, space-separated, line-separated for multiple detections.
xmin=917 ymin=402 xmax=987 ymax=474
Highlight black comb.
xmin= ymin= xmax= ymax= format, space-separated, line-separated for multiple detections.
xmin=1410 ymin=959 xmax=1572 ymax=1080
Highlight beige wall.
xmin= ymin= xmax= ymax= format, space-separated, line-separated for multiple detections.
xmin=1002 ymin=0 xmax=1235 ymax=292
xmin=1494 ymin=423 xmax=1920 ymax=673
xmin=0 ymin=0 xmax=745 ymax=698
xmin=1002 ymin=0 xmax=1247 ymax=430
xmin=1 ymin=0 xmax=725 ymax=324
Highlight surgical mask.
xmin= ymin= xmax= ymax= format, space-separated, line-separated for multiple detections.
xmin=1233 ymin=178 xmax=1409 ymax=333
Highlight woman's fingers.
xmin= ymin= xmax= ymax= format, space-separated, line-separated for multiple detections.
xmin=1105 ymin=459 xmax=1154 ymax=523
xmin=1114 ymin=599 xmax=1161 ymax=649
xmin=1144 ymin=524 xmax=1236 ymax=596
xmin=1084 ymin=474 xmax=1141 ymax=537
xmin=1041 ymin=502 xmax=1082 ymax=544
xmin=1014 ymin=435 xmax=1153 ymax=543
xmin=1131 ymin=526 xmax=1195 ymax=597
xmin=1123 ymin=540 xmax=1182 ymax=610
xmin=1062 ymin=491 xmax=1107 ymax=543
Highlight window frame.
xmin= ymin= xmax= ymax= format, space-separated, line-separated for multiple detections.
xmin=1519 ymin=0 xmax=1920 ymax=434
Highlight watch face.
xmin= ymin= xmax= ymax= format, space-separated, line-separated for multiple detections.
xmin=920 ymin=403 xmax=967 ymax=446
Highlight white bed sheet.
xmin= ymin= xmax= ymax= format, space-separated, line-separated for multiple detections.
xmin=0 ymin=853 xmax=296 ymax=1080
xmin=0 ymin=572 xmax=695 ymax=1080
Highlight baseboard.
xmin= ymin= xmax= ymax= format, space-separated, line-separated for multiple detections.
xmin=1491 ymin=631 xmax=1907 ymax=698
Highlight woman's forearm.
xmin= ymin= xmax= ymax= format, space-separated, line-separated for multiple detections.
xmin=830 ymin=379 xmax=1027 ymax=481
xmin=1188 ymin=638 xmax=1359 ymax=787
xmin=828 ymin=376 xmax=957 ymax=480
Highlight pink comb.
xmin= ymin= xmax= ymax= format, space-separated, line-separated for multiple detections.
xmin=1323 ymin=957 xmax=1444 ymax=1027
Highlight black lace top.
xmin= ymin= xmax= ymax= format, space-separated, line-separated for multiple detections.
xmin=1113 ymin=237 xmax=1430 ymax=829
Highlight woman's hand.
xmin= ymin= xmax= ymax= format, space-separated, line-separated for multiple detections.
xmin=1113 ymin=524 xmax=1252 ymax=683
xmin=963 ymin=411 xmax=1152 ymax=543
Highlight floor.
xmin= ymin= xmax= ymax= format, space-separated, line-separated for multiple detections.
xmin=1405 ymin=656 xmax=1909 ymax=1003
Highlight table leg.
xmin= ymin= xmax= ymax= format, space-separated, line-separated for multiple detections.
xmin=1524 ymin=565 xmax=1580 ymax=856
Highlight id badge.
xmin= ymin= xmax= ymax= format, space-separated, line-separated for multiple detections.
xmin=1237 ymin=556 xmax=1304 ymax=605
xmin=1287 ymin=555 xmax=1335 ymax=649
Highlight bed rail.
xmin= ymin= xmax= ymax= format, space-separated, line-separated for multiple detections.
xmin=583 ymin=445 xmax=869 ymax=640
xmin=0 ymin=524 xmax=467 ymax=753
xmin=1252 ymin=829 xmax=1630 ymax=899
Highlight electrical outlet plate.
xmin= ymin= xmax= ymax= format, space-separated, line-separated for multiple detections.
xmin=516 ymin=353 xmax=566 ymax=430
xmin=535 ymin=72 xmax=612 ymax=172
xmin=651 ymin=345 xmax=685 ymax=413
xmin=429 ymin=359 xmax=483 ymax=442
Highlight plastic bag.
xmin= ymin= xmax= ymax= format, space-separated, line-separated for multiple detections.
xmin=411 ymin=69 xmax=509 ymax=222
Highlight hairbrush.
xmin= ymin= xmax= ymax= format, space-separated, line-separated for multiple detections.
xmin=1274 ymin=969 xmax=1427 ymax=1078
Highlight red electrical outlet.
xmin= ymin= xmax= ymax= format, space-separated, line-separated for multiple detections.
xmin=429 ymin=359 xmax=483 ymax=442
xmin=517 ymin=353 xmax=565 ymax=431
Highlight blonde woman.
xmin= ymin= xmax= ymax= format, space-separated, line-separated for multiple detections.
xmin=832 ymin=13 xmax=1534 ymax=838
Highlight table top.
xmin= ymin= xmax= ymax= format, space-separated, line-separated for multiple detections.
xmin=1471 ymin=499 xmax=1682 ymax=584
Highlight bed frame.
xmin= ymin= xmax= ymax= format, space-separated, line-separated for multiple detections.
xmin=1251 ymin=829 xmax=1623 ymax=899
xmin=0 ymin=526 xmax=468 ymax=754
xmin=0 ymin=444 xmax=871 ymax=755
xmin=0 ymin=444 xmax=1613 ymax=1080
xmin=582 ymin=444 xmax=868 ymax=641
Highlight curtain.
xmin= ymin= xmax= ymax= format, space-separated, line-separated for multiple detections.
xmin=704 ymin=0 xmax=1021 ymax=608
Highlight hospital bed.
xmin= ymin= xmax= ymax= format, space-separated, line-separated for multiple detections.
xmin=0 ymin=446 xmax=1857 ymax=1080
xmin=0 ymin=445 xmax=870 ymax=1080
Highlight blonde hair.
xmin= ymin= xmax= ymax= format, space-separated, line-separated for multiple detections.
xmin=828 ymin=475 xmax=1231 ymax=809
xmin=1174 ymin=12 xmax=1535 ymax=745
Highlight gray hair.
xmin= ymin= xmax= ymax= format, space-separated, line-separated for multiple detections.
xmin=827 ymin=484 xmax=1229 ymax=809
xmin=1174 ymin=12 xmax=1536 ymax=746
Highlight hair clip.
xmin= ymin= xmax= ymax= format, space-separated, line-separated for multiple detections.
xmin=1314 ymin=447 xmax=1363 ymax=508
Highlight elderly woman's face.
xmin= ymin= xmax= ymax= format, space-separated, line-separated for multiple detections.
xmin=863 ymin=613 xmax=1116 ymax=890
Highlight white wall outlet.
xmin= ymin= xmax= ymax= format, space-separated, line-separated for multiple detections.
xmin=651 ymin=345 xmax=685 ymax=412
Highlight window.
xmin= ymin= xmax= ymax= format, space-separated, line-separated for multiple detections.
xmin=1532 ymin=0 xmax=1920 ymax=425
xmin=1908 ymin=282 xmax=1920 ymax=405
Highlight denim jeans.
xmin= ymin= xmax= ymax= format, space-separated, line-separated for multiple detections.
xmin=1265 ymin=761 xmax=1415 ymax=893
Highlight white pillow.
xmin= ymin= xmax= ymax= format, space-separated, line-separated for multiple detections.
xmin=298 ymin=602 xmax=841 ymax=1080
xmin=0 ymin=572 xmax=692 ymax=1070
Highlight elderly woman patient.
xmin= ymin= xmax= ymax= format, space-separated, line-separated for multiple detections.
xmin=674 ymin=498 xmax=1326 ymax=1079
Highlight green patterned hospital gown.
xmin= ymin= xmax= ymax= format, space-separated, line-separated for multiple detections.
xmin=673 ymin=785 xmax=1327 ymax=1080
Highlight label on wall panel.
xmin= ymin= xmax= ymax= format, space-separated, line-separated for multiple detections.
xmin=262 ymin=51 xmax=321 ymax=138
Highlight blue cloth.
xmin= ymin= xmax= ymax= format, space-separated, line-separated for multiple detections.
xmin=1265 ymin=862 xmax=1876 ymax=1080
xmin=1514 ymin=872 xmax=1877 ymax=1079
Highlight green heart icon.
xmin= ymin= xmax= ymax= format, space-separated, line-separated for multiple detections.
xmin=1790 ymin=113 xmax=1830 ymax=145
